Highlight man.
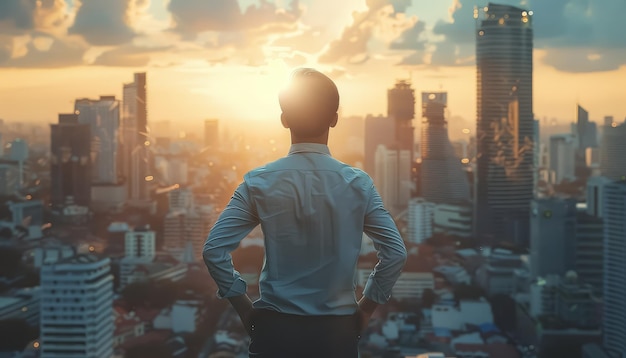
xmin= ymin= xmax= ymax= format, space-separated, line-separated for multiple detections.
xmin=203 ymin=68 xmax=407 ymax=358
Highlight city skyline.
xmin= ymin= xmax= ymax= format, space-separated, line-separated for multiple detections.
xmin=0 ymin=0 xmax=625 ymax=126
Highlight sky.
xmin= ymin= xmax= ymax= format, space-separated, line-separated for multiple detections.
xmin=0 ymin=0 xmax=625 ymax=130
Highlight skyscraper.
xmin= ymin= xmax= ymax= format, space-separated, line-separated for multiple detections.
xmin=602 ymin=180 xmax=626 ymax=356
xmin=600 ymin=122 xmax=626 ymax=181
xmin=364 ymin=114 xmax=395 ymax=178
xmin=575 ymin=105 xmax=597 ymax=178
xmin=50 ymin=114 xmax=91 ymax=207
xmin=387 ymin=80 xmax=416 ymax=160
xmin=40 ymin=255 xmax=114 ymax=358
xmin=75 ymin=96 xmax=120 ymax=184
xmin=374 ymin=144 xmax=411 ymax=212
xmin=475 ymin=3 xmax=534 ymax=246
xmin=549 ymin=134 xmax=576 ymax=184
xmin=530 ymin=198 xmax=577 ymax=279
xmin=420 ymin=92 xmax=470 ymax=204
xmin=121 ymin=73 xmax=151 ymax=204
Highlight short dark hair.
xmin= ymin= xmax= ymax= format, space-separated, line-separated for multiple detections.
xmin=278 ymin=68 xmax=339 ymax=137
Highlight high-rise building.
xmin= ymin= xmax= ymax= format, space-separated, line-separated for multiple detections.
xmin=549 ymin=134 xmax=577 ymax=184
xmin=388 ymin=80 xmax=416 ymax=159
xmin=40 ymin=255 xmax=114 ymax=358
xmin=50 ymin=114 xmax=91 ymax=207
xmin=474 ymin=3 xmax=534 ymax=246
xmin=124 ymin=226 xmax=156 ymax=260
xmin=0 ymin=160 xmax=19 ymax=196
xmin=8 ymin=138 xmax=28 ymax=188
xmin=75 ymin=96 xmax=120 ymax=184
xmin=575 ymin=203 xmax=604 ymax=296
xmin=602 ymin=180 xmax=626 ymax=356
xmin=121 ymin=73 xmax=151 ymax=204
xmin=407 ymin=198 xmax=434 ymax=244
xmin=530 ymin=198 xmax=577 ymax=279
xmin=164 ymin=209 xmax=214 ymax=261
xmin=600 ymin=122 xmax=626 ymax=181
xmin=433 ymin=202 xmax=473 ymax=239
xmin=420 ymin=92 xmax=470 ymax=204
xmin=576 ymin=105 xmax=598 ymax=151
xmin=586 ymin=176 xmax=611 ymax=218
xmin=374 ymin=145 xmax=411 ymax=212
xmin=363 ymin=114 xmax=395 ymax=178
xmin=204 ymin=119 xmax=219 ymax=149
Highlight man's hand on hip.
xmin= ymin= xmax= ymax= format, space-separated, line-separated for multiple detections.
xmin=357 ymin=297 xmax=379 ymax=333
xmin=228 ymin=294 xmax=254 ymax=335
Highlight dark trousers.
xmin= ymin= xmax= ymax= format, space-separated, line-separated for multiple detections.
xmin=248 ymin=309 xmax=360 ymax=358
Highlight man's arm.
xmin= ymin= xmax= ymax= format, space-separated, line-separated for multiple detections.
xmin=203 ymin=180 xmax=259 ymax=332
xmin=360 ymin=183 xmax=408 ymax=321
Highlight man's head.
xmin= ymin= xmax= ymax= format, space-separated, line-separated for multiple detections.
xmin=279 ymin=68 xmax=339 ymax=139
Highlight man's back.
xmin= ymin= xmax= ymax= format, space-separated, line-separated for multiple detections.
xmin=247 ymin=143 xmax=372 ymax=315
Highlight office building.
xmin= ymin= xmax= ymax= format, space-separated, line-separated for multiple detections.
xmin=602 ymin=180 xmax=626 ymax=356
xmin=124 ymin=226 xmax=156 ymax=260
xmin=40 ymin=255 xmax=114 ymax=358
xmin=388 ymin=80 xmax=416 ymax=160
xmin=433 ymin=202 xmax=473 ymax=238
xmin=8 ymin=138 xmax=28 ymax=188
xmin=0 ymin=159 xmax=20 ymax=196
xmin=575 ymin=203 xmax=604 ymax=295
xmin=168 ymin=187 xmax=194 ymax=212
xmin=50 ymin=114 xmax=91 ymax=207
xmin=420 ymin=92 xmax=471 ymax=204
xmin=9 ymin=199 xmax=43 ymax=227
xmin=121 ymin=73 xmax=151 ymax=204
xmin=364 ymin=114 xmax=395 ymax=178
xmin=476 ymin=247 xmax=526 ymax=296
xmin=474 ymin=4 xmax=535 ymax=246
xmin=163 ymin=209 xmax=214 ymax=261
xmin=75 ymin=96 xmax=120 ymax=184
xmin=549 ymin=134 xmax=576 ymax=184
xmin=374 ymin=145 xmax=411 ymax=212
xmin=530 ymin=198 xmax=577 ymax=279
xmin=204 ymin=119 xmax=219 ymax=149
xmin=407 ymin=198 xmax=434 ymax=244
xmin=600 ymin=122 xmax=626 ymax=181
xmin=576 ymin=105 xmax=597 ymax=148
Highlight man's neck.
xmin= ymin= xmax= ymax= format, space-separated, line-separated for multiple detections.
xmin=290 ymin=132 xmax=329 ymax=145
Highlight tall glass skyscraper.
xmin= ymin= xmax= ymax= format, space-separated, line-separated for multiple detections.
xmin=602 ymin=180 xmax=626 ymax=356
xmin=474 ymin=3 xmax=534 ymax=247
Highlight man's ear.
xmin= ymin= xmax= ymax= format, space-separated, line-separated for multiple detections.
xmin=330 ymin=113 xmax=338 ymax=128
xmin=281 ymin=113 xmax=289 ymax=129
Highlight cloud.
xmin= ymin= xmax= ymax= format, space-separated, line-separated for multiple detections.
xmin=0 ymin=0 xmax=35 ymax=31
xmin=318 ymin=0 xmax=417 ymax=65
xmin=69 ymin=0 xmax=143 ymax=46
xmin=541 ymin=47 xmax=626 ymax=73
xmin=430 ymin=0 xmax=626 ymax=72
xmin=93 ymin=44 xmax=172 ymax=67
xmin=168 ymin=0 xmax=301 ymax=37
xmin=0 ymin=35 xmax=86 ymax=68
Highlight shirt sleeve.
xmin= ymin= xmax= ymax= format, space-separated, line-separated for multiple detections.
xmin=362 ymin=183 xmax=408 ymax=304
xmin=202 ymin=180 xmax=259 ymax=299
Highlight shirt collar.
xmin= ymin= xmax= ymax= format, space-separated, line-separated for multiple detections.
xmin=288 ymin=143 xmax=331 ymax=156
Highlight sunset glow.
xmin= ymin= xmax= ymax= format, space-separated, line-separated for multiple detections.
xmin=0 ymin=0 xmax=624 ymax=128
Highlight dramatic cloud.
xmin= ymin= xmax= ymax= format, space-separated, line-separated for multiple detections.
xmin=70 ymin=0 xmax=146 ymax=46
xmin=168 ymin=0 xmax=301 ymax=37
xmin=430 ymin=0 xmax=626 ymax=71
xmin=0 ymin=0 xmax=67 ymax=35
xmin=0 ymin=35 xmax=86 ymax=68
xmin=319 ymin=0 xmax=418 ymax=65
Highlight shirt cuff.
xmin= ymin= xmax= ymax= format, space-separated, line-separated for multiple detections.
xmin=216 ymin=276 xmax=248 ymax=299
xmin=362 ymin=275 xmax=392 ymax=304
